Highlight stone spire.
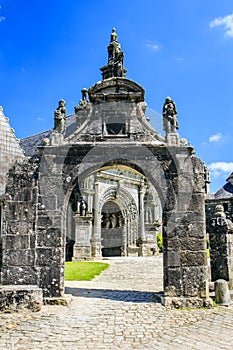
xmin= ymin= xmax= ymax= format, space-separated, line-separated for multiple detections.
xmin=100 ymin=28 xmax=127 ymax=80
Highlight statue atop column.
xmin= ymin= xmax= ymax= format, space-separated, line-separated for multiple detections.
xmin=162 ymin=96 xmax=179 ymax=134
xmin=54 ymin=99 xmax=66 ymax=134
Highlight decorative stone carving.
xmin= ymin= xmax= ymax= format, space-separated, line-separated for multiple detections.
xmin=54 ymin=99 xmax=66 ymax=134
xmin=74 ymin=88 xmax=90 ymax=112
xmin=162 ymin=96 xmax=179 ymax=134
xmin=78 ymin=198 xmax=87 ymax=217
xmin=209 ymin=204 xmax=233 ymax=289
xmin=100 ymin=28 xmax=127 ymax=80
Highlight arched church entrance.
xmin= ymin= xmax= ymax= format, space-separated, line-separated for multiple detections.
xmin=101 ymin=201 xmax=124 ymax=257
xmin=65 ymin=164 xmax=162 ymax=261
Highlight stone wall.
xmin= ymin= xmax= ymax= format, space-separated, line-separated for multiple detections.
xmin=0 ymin=106 xmax=24 ymax=197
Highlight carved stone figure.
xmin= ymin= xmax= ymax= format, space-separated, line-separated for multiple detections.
xmin=100 ymin=28 xmax=127 ymax=79
xmin=54 ymin=99 xmax=66 ymax=134
xmin=75 ymin=89 xmax=90 ymax=112
xmin=118 ymin=213 xmax=124 ymax=227
xmin=214 ymin=204 xmax=226 ymax=218
xmin=81 ymin=88 xmax=89 ymax=101
xmin=162 ymin=96 xmax=178 ymax=134
xmin=78 ymin=199 xmax=87 ymax=216
xmin=110 ymin=213 xmax=117 ymax=228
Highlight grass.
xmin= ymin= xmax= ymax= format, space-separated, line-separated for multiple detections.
xmin=64 ymin=261 xmax=109 ymax=281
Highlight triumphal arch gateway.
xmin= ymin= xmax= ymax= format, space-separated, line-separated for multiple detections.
xmin=0 ymin=29 xmax=212 ymax=308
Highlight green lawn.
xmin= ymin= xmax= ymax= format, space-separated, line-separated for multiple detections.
xmin=64 ymin=261 xmax=109 ymax=281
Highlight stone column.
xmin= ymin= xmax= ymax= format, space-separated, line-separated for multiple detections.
xmin=209 ymin=206 xmax=233 ymax=290
xmin=72 ymin=213 xmax=93 ymax=261
xmin=91 ymin=179 xmax=102 ymax=258
xmin=138 ymin=182 xmax=146 ymax=241
xmin=138 ymin=181 xmax=151 ymax=256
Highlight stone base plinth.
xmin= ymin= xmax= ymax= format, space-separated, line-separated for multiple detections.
xmin=138 ymin=243 xmax=157 ymax=257
xmin=160 ymin=295 xmax=213 ymax=309
xmin=166 ymin=132 xmax=180 ymax=146
xmin=72 ymin=244 xmax=91 ymax=261
xmin=0 ymin=285 xmax=43 ymax=312
xmin=127 ymin=246 xmax=140 ymax=257
xmin=91 ymin=238 xmax=103 ymax=258
xmin=44 ymin=294 xmax=72 ymax=306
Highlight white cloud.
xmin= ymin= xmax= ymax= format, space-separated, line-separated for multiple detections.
xmin=209 ymin=132 xmax=222 ymax=143
xmin=210 ymin=14 xmax=233 ymax=38
xmin=144 ymin=41 xmax=160 ymax=51
xmin=0 ymin=16 xmax=5 ymax=23
xmin=174 ymin=56 xmax=184 ymax=62
xmin=208 ymin=162 xmax=233 ymax=178
xmin=37 ymin=117 xmax=45 ymax=122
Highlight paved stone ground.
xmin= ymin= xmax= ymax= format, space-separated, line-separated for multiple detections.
xmin=0 ymin=255 xmax=233 ymax=349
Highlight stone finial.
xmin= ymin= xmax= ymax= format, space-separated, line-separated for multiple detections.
xmin=111 ymin=27 xmax=118 ymax=42
xmin=100 ymin=28 xmax=127 ymax=80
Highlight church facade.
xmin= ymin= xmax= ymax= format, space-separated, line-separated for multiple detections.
xmin=0 ymin=29 xmax=223 ymax=309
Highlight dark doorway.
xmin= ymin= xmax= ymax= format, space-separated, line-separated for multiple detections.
xmin=101 ymin=201 xmax=124 ymax=257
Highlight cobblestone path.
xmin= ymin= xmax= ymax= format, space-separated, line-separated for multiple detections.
xmin=0 ymin=256 xmax=233 ymax=349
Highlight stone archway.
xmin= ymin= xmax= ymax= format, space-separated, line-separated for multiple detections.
xmin=1 ymin=143 xmax=210 ymax=308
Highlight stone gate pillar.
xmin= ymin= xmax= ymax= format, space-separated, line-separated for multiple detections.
xmin=91 ymin=178 xmax=102 ymax=258
xmin=162 ymin=156 xmax=211 ymax=308
xmin=209 ymin=205 xmax=233 ymax=289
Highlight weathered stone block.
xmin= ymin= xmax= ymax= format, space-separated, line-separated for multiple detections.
xmin=5 ymin=235 xmax=29 ymax=250
xmin=180 ymin=251 xmax=207 ymax=267
xmin=182 ymin=266 xmax=208 ymax=297
xmin=164 ymin=267 xmax=182 ymax=296
xmin=166 ymin=251 xmax=180 ymax=267
xmin=37 ymin=228 xmax=61 ymax=248
xmin=39 ymin=266 xmax=63 ymax=298
xmin=0 ymin=285 xmax=42 ymax=312
xmin=215 ymin=279 xmax=231 ymax=306
xmin=1 ymin=266 xmax=37 ymax=285
xmin=3 ymin=249 xmax=35 ymax=266
xmin=36 ymin=247 xmax=62 ymax=266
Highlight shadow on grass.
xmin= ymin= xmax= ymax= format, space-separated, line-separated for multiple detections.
xmin=65 ymin=286 xmax=163 ymax=304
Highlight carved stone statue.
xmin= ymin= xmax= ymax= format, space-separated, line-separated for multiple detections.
xmin=110 ymin=213 xmax=117 ymax=228
xmin=74 ymin=89 xmax=90 ymax=112
xmin=78 ymin=199 xmax=87 ymax=216
xmin=214 ymin=204 xmax=226 ymax=218
xmin=54 ymin=99 xmax=66 ymax=134
xmin=100 ymin=28 xmax=127 ymax=79
xmin=162 ymin=97 xmax=179 ymax=134
xmin=81 ymin=88 xmax=89 ymax=101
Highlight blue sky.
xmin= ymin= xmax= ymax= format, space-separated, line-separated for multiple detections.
xmin=0 ymin=0 xmax=232 ymax=193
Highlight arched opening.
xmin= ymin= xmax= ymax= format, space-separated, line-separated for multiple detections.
xmin=101 ymin=201 xmax=124 ymax=257
xmin=64 ymin=163 xmax=162 ymax=261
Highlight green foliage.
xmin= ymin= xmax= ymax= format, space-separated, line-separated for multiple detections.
xmin=157 ymin=233 xmax=163 ymax=252
xmin=206 ymin=248 xmax=210 ymax=259
xmin=65 ymin=261 xmax=109 ymax=281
